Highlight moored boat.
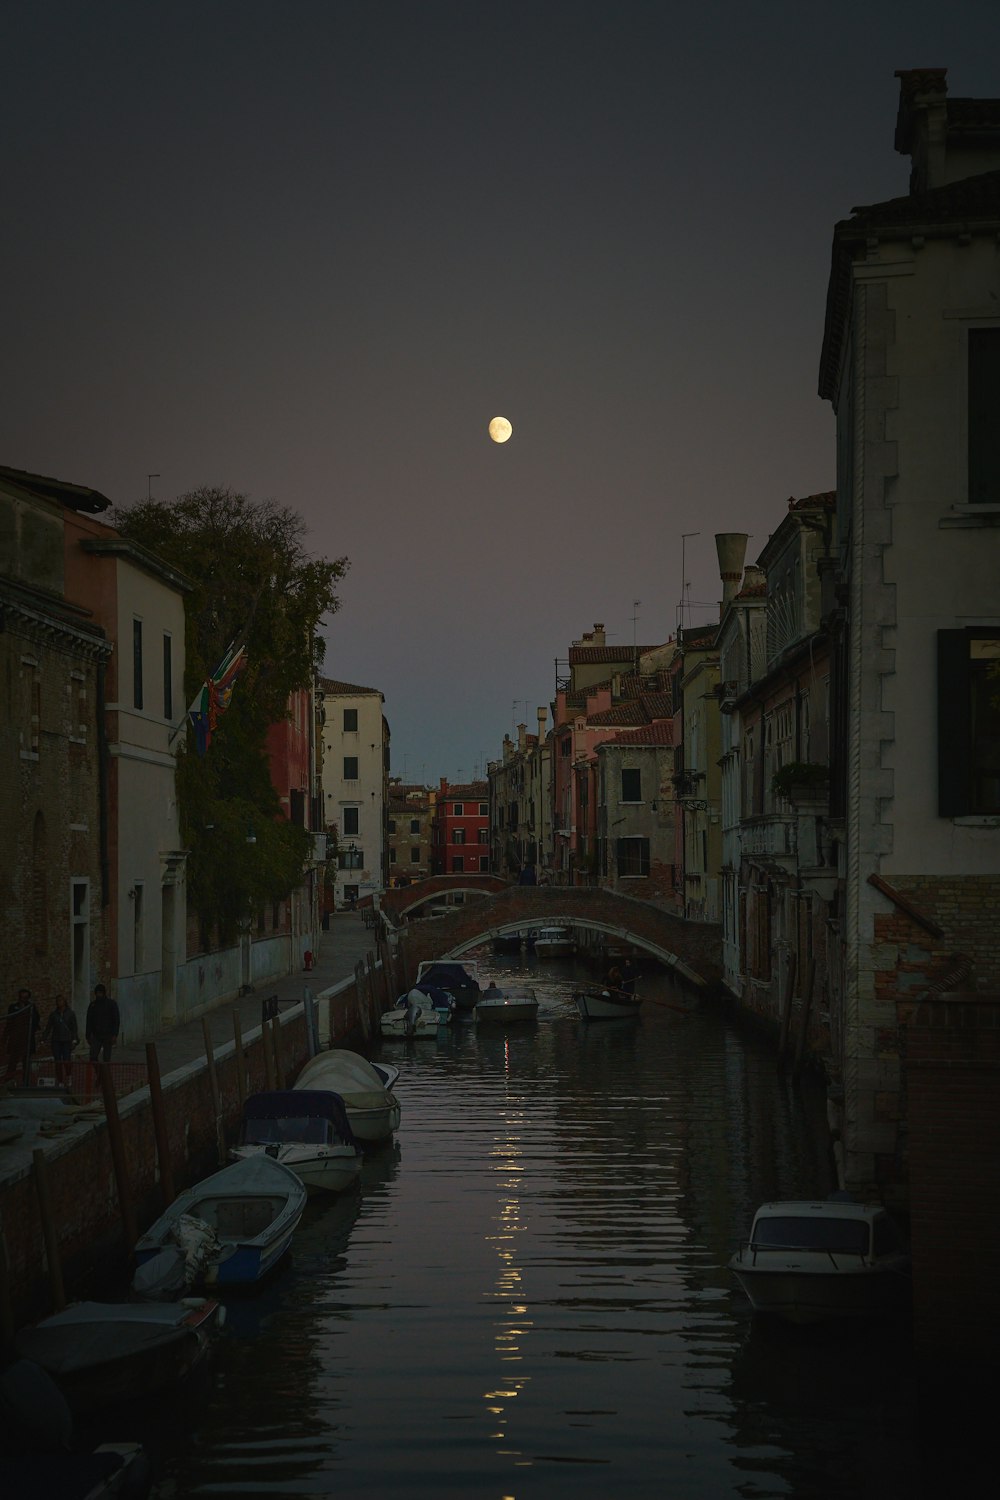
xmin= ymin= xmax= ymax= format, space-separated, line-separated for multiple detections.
xmin=230 ymin=1089 xmax=362 ymax=1194
xmin=728 ymin=1198 xmax=912 ymax=1324
xmin=534 ymin=926 xmax=575 ymax=959
xmin=13 ymin=1297 xmax=223 ymax=1413
xmin=414 ymin=959 xmax=482 ymax=1012
xmin=381 ymin=984 xmax=455 ymax=1038
xmin=295 ymin=1049 xmax=401 ymax=1142
xmin=132 ymin=1154 xmax=306 ymax=1296
xmin=573 ymin=987 xmax=642 ymax=1021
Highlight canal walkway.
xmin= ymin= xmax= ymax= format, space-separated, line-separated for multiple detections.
xmin=112 ymin=910 xmax=381 ymax=1073
xmin=0 ymin=912 xmax=385 ymax=1195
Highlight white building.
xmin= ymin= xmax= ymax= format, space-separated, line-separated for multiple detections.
xmin=318 ymin=678 xmax=389 ymax=907
xmin=818 ymin=68 xmax=1000 ymax=1200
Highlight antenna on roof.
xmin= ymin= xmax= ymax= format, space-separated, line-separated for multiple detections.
xmin=678 ymin=533 xmax=700 ymax=632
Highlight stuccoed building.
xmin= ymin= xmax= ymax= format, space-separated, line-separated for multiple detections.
xmin=318 ymin=678 xmax=389 ymax=908
xmin=818 ymin=68 xmax=1000 ymax=1205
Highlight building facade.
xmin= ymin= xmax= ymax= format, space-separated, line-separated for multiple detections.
xmin=318 ymin=678 xmax=389 ymax=907
xmin=433 ymin=780 xmax=490 ymax=875
xmin=818 ymin=68 xmax=1000 ymax=1202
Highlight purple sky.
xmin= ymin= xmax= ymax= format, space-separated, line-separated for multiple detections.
xmin=4 ymin=2 xmax=999 ymax=782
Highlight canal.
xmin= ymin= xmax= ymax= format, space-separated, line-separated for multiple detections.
xmin=106 ymin=952 xmax=923 ymax=1497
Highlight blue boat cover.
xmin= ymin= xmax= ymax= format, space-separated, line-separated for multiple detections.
xmin=242 ymin=1090 xmax=357 ymax=1146
xmin=417 ymin=964 xmax=479 ymax=992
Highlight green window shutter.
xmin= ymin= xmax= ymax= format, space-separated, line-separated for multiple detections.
xmin=968 ymin=329 xmax=1000 ymax=505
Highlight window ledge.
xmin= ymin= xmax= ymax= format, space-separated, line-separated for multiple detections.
xmin=953 ymin=815 xmax=1000 ymax=827
xmin=940 ymin=505 xmax=1000 ymax=529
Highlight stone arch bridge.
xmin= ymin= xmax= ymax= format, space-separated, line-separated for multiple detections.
xmin=381 ymin=881 xmax=723 ymax=994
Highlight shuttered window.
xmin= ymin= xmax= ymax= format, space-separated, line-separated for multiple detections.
xmin=938 ymin=628 xmax=1000 ymax=815
xmin=969 ymin=329 xmax=1000 ymax=505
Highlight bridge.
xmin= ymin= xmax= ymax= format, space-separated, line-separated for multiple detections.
xmin=382 ymin=880 xmax=723 ymax=994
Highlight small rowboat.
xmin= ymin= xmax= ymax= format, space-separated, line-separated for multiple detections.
xmin=573 ymin=987 xmax=642 ymax=1021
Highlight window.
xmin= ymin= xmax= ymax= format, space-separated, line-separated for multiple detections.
xmin=410 ymin=819 xmax=420 ymax=834
xmin=289 ymin=789 xmax=305 ymax=826
xmin=969 ymin=328 xmax=1000 ymax=504
xmin=616 ymin=837 xmax=650 ymax=877
xmin=479 ymin=855 xmax=490 ymax=872
xmin=453 ymin=803 xmax=464 ymax=816
xmin=343 ymin=807 xmax=360 ymax=836
xmin=133 ymin=882 xmax=144 ymax=973
xmin=938 ymin=628 xmax=1000 ymax=814
xmin=479 ymin=803 xmax=488 ymax=816
xmin=388 ymin=819 xmax=396 ymax=833
xmin=410 ymin=847 xmax=421 ymax=863
xmin=478 ymin=828 xmax=489 ymax=843
xmin=452 ymin=855 xmax=465 ymax=872
xmin=343 ymin=708 xmax=358 ymax=731
xmin=133 ymin=619 xmax=143 ymax=710
xmin=339 ymin=847 xmax=363 ymax=869
xmin=343 ymin=757 xmax=359 ymax=780
xmin=453 ymin=828 xmax=465 ymax=845
xmin=620 ymin=767 xmax=641 ymax=802
xmin=389 ymin=846 xmax=396 ymax=862
xmin=163 ymin=634 xmax=173 ymax=720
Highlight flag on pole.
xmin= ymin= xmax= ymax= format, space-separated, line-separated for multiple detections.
xmin=186 ymin=639 xmax=249 ymax=754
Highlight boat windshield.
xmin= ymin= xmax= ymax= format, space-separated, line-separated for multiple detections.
xmin=243 ymin=1116 xmax=332 ymax=1146
xmin=751 ymin=1215 xmax=870 ymax=1255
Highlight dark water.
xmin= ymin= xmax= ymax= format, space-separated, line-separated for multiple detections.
xmin=102 ymin=954 xmax=924 ymax=1498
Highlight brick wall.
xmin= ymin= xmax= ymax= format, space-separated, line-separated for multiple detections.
xmin=904 ymin=993 xmax=1000 ymax=1360
xmin=0 ymin=969 xmax=387 ymax=1329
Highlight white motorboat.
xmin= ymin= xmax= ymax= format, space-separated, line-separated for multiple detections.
xmin=380 ymin=985 xmax=455 ymax=1039
xmin=728 ymin=1198 xmax=912 ymax=1324
xmin=533 ymin=926 xmax=575 ymax=959
xmin=573 ymin=987 xmax=642 ymax=1021
xmin=475 ymin=986 xmax=539 ymax=1024
xmin=13 ymin=1297 xmax=223 ymax=1414
xmin=229 ymin=1089 xmax=362 ymax=1194
xmin=132 ymin=1154 xmax=306 ymax=1295
xmin=295 ymin=1049 xmax=401 ymax=1142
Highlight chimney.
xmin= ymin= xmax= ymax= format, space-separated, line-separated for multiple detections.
xmin=537 ymin=706 xmax=548 ymax=741
xmin=593 ymin=622 xmax=605 ymax=645
xmin=715 ymin=533 xmax=749 ymax=610
xmin=517 ymin=722 xmax=527 ymax=753
xmin=894 ymin=68 xmax=949 ymax=192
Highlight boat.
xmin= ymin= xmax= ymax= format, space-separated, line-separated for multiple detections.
xmin=728 ymin=1198 xmax=912 ymax=1324
xmin=1 ymin=1355 xmax=153 ymax=1495
xmin=573 ymin=987 xmax=642 ymax=1021
xmin=12 ymin=1297 xmax=223 ymax=1414
xmin=534 ymin=926 xmax=575 ymax=959
xmin=380 ymin=984 xmax=455 ymax=1039
xmin=295 ymin=1049 xmax=401 ymax=1142
xmin=414 ymin=959 xmax=482 ymax=1013
xmin=229 ymin=1089 xmax=362 ymax=1194
xmin=131 ymin=1154 xmax=306 ymax=1296
xmin=475 ymin=986 xmax=539 ymax=1024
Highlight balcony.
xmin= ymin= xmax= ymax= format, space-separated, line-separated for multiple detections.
xmin=739 ymin=814 xmax=797 ymax=863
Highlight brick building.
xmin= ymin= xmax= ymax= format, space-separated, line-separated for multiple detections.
xmin=433 ymin=779 xmax=489 ymax=875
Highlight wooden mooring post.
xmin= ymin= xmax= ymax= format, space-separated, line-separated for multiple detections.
xmin=202 ymin=1017 xmax=226 ymax=1165
xmin=145 ymin=1041 xmax=175 ymax=1205
xmin=32 ymin=1149 xmax=66 ymax=1311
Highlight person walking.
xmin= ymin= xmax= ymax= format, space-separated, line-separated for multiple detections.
xmin=43 ymin=994 xmax=79 ymax=1086
xmin=86 ymin=983 xmax=120 ymax=1063
xmin=5 ymin=988 xmax=41 ymax=1086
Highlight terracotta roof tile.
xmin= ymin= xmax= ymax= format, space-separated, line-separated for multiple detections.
xmin=319 ymin=677 xmax=383 ymax=696
xmin=568 ymin=645 xmax=658 ymax=665
xmin=586 ymin=704 xmax=649 ymax=727
xmin=604 ymin=722 xmax=675 ymax=747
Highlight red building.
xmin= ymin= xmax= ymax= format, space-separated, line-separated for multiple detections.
xmin=265 ymin=686 xmax=323 ymax=949
xmin=433 ymin=779 xmax=490 ymax=875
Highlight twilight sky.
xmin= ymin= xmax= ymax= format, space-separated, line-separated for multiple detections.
xmin=4 ymin=1 xmax=998 ymax=783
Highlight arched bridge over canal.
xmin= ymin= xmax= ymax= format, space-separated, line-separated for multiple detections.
xmin=383 ymin=882 xmax=723 ymax=994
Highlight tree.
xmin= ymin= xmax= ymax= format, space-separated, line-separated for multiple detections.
xmin=115 ymin=487 xmax=349 ymax=941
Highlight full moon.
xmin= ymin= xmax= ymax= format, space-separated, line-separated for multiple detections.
xmin=488 ymin=415 xmax=512 ymax=443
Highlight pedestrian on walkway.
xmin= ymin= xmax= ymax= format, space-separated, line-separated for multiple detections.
xmin=5 ymin=988 xmax=40 ymax=1085
xmin=43 ymin=994 xmax=79 ymax=1086
xmin=86 ymin=983 xmax=120 ymax=1063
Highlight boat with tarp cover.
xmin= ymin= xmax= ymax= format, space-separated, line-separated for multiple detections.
xmin=230 ymin=1089 xmax=362 ymax=1193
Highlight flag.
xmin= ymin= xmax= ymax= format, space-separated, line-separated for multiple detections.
xmin=186 ymin=639 xmax=248 ymax=754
